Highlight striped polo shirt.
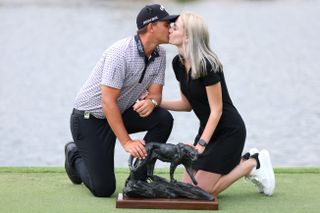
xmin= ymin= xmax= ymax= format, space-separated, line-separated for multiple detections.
xmin=73 ymin=35 xmax=166 ymax=119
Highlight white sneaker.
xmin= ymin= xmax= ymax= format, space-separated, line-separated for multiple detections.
xmin=249 ymin=148 xmax=259 ymax=155
xmin=245 ymin=148 xmax=264 ymax=193
xmin=248 ymin=149 xmax=275 ymax=196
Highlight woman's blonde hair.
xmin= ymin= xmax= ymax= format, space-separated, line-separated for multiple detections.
xmin=180 ymin=12 xmax=223 ymax=79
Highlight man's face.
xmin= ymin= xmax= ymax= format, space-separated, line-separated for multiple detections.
xmin=152 ymin=21 xmax=170 ymax=44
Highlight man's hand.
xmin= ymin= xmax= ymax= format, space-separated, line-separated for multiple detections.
xmin=138 ymin=90 xmax=149 ymax=100
xmin=133 ymin=99 xmax=155 ymax=117
xmin=123 ymin=139 xmax=147 ymax=159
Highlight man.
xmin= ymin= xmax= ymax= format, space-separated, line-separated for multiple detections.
xmin=65 ymin=4 xmax=178 ymax=197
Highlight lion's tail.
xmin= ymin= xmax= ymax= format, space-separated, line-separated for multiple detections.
xmin=128 ymin=142 xmax=156 ymax=171
xmin=128 ymin=155 xmax=143 ymax=171
xmin=128 ymin=155 xmax=134 ymax=170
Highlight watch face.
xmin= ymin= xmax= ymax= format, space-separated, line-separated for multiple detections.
xmin=198 ymin=139 xmax=206 ymax=147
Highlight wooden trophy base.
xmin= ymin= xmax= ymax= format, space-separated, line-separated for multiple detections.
xmin=116 ymin=193 xmax=218 ymax=210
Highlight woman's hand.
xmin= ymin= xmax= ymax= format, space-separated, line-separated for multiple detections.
xmin=194 ymin=144 xmax=205 ymax=154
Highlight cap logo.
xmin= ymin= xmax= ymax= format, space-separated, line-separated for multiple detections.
xmin=143 ymin=16 xmax=158 ymax=25
xmin=160 ymin=5 xmax=165 ymax=11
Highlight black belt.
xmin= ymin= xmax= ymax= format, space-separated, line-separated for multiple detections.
xmin=73 ymin=108 xmax=91 ymax=119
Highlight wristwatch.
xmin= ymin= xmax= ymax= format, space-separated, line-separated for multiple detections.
xmin=197 ymin=139 xmax=207 ymax=147
xmin=150 ymin=98 xmax=159 ymax=108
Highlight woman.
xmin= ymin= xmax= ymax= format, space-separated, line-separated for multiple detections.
xmin=161 ymin=12 xmax=275 ymax=197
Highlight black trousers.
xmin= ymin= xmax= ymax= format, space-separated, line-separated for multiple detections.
xmin=70 ymin=106 xmax=173 ymax=197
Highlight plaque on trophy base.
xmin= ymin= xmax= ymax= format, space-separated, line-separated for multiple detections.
xmin=116 ymin=193 xmax=218 ymax=210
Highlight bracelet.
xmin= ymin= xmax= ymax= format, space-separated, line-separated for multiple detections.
xmin=149 ymin=98 xmax=158 ymax=108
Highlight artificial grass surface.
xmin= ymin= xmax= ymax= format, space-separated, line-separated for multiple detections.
xmin=0 ymin=167 xmax=319 ymax=213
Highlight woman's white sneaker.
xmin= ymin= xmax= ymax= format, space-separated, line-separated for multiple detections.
xmin=249 ymin=148 xmax=259 ymax=156
xmin=248 ymin=149 xmax=275 ymax=196
xmin=246 ymin=148 xmax=263 ymax=193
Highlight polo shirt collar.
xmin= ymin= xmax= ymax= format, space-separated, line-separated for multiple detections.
xmin=134 ymin=35 xmax=159 ymax=61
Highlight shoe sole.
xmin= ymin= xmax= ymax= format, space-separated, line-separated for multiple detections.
xmin=250 ymin=148 xmax=263 ymax=193
xmin=64 ymin=142 xmax=82 ymax=184
xmin=245 ymin=148 xmax=263 ymax=193
xmin=259 ymin=149 xmax=275 ymax=196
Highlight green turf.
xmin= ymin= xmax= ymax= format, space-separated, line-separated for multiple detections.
xmin=0 ymin=167 xmax=319 ymax=212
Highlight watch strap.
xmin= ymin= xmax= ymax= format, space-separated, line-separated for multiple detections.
xmin=198 ymin=139 xmax=207 ymax=147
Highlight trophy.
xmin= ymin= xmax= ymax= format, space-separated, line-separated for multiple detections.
xmin=116 ymin=142 xmax=218 ymax=210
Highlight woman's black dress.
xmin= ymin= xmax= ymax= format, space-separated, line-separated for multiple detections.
xmin=172 ymin=55 xmax=246 ymax=174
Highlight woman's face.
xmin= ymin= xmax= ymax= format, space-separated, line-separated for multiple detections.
xmin=169 ymin=17 xmax=187 ymax=47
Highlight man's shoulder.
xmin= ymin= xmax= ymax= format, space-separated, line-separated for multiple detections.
xmin=105 ymin=36 xmax=134 ymax=54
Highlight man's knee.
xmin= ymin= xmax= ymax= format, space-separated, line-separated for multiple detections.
xmin=158 ymin=108 xmax=174 ymax=128
xmin=90 ymin=179 xmax=116 ymax=197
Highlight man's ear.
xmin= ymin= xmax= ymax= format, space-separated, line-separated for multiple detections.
xmin=147 ymin=23 xmax=154 ymax=33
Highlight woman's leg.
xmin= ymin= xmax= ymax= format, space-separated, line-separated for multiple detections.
xmin=182 ymin=169 xmax=221 ymax=197
xmin=182 ymin=158 xmax=256 ymax=196
xmin=211 ymin=158 xmax=256 ymax=195
xmin=182 ymin=169 xmax=197 ymax=184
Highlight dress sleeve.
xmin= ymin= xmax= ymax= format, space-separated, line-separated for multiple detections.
xmin=202 ymin=62 xmax=221 ymax=86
